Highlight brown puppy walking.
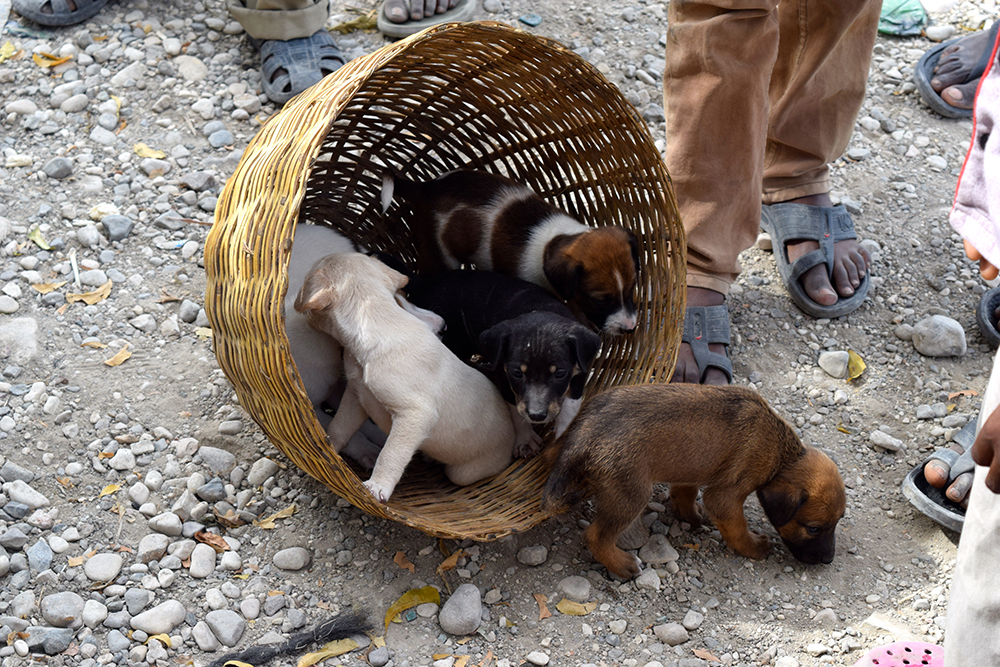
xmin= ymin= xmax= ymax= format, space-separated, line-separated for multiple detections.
xmin=541 ymin=384 xmax=846 ymax=579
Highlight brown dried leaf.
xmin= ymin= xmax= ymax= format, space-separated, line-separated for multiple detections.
xmin=534 ymin=593 xmax=552 ymax=620
xmin=555 ymin=598 xmax=596 ymax=616
xmin=194 ymin=531 xmax=230 ymax=553
xmin=67 ymin=280 xmax=112 ymax=305
xmin=949 ymin=390 xmax=979 ymax=399
xmin=394 ymin=551 xmax=415 ymax=573
xmin=98 ymin=483 xmax=120 ymax=498
xmin=254 ymin=503 xmax=297 ymax=529
xmin=32 ymin=281 xmax=68 ymax=294
xmin=693 ymin=648 xmax=721 ymax=662
xmin=33 ymin=52 xmax=72 ymax=67
xmin=384 ymin=586 xmax=440 ymax=629
xmin=104 ymin=345 xmax=131 ymax=367
xmin=81 ymin=340 xmax=108 ymax=349
xmin=436 ymin=550 xmax=465 ymax=575
xmin=67 ymin=556 xmax=84 ymax=567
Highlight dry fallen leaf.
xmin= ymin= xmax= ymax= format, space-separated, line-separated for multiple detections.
xmin=477 ymin=650 xmax=494 ymax=667
xmin=383 ymin=586 xmax=440 ymax=630
xmin=134 ymin=143 xmax=167 ymax=159
xmin=693 ymin=648 xmax=721 ymax=662
xmin=56 ymin=477 xmax=73 ymax=488
xmin=949 ymin=390 xmax=979 ymax=399
xmin=847 ymin=350 xmax=866 ymax=381
xmin=67 ymin=280 xmax=112 ymax=305
xmin=33 ymin=52 xmax=72 ymax=67
xmin=32 ymin=281 xmax=68 ymax=294
xmin=555 ymin=598 xmax=597 ymax=616
xmin=297 ymin=637 xmax=358 ymax=666
xmin=145 ymin=634 xmax=171 ymax=648
xmin=194 ymin=531 xmax=230 ymax=553
xmin=81 ymin=340 xmax=108 ymax=349
xmin=104 ymin=345 xmax=132 ymax=367
xmin=67 ymin=556 xmax=84 ymax=567
xmin=223 ymin=662 xmax=255 ymax=667
xmin=534 ymin=593 xmax=552 ymax=620
xmin=436 ymin=550 xmax=465 ymax=576
xmin=0 ymin=42 xmax=17 ymax=64
xmin=254 ymin=503 xmax=297 ymax=529
xmin=195 ymin=327 xmax=213 ymax=339
xmin=98 ymin=484 xmax=120 ymax=498
xmin=394 ymin=551 xmax=415 ymax=573
xmin=454 ymin=658 xmax=470 ymax=667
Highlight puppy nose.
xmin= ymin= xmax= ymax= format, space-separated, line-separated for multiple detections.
xmin=527 ymin=410 xmax=548 ymax=423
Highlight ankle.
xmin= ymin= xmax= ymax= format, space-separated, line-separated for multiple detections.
xmin=686 ymin=287 xmax=725 ymax=308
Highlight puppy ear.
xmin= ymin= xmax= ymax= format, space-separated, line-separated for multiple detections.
xmin=479 ymin=322 xmax=511 ymax=370
xmin=543 ymin=235 xmax=583 ymax=300
xmin=294 ymin=271 xmax=336 ymax=313
xmin=374 ymin=258 xmax=409 ymax=291
xmin=627 ymin=230 xmax=640 ymax=274
xmin=757 ymin=481 xmax=807 ymax=528
xmin=568 ymin=325 xmax=602 ymax=370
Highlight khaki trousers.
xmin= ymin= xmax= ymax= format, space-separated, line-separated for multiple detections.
xmin=663 ymin=0 xmax=882 ymax=294
xmin=228 ymin=0 xmax=329 ymax=41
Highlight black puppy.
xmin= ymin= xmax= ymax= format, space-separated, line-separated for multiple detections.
xmin=405 ymin=270 xmax=602 ymax=457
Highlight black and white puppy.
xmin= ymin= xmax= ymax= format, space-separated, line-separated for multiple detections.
xmin=405 ymin=270 xmax=602 ymax=456
xmin=383 ymin=169 xmax=640 ymax=335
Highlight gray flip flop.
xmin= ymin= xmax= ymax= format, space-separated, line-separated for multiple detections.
xmin=377 ymin=0 xmax=477 ymax=39
xmin=681 ymin=305 xmax=732 ymax=384
xmin=901 ymin=420 xmax=977 ymax=533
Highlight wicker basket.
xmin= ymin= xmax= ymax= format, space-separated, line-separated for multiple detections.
xmin=205 ymin=21 xmax=685 ymax=541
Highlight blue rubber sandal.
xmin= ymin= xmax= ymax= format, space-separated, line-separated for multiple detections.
xmin=760 ymin=202 xmax=870 ymax=319
xmin=254 ymin=31 xmax=346 ymax=105
xmin=12 ymin=0 xmax=108 ymax=26
xmin=977 ymin=286 xmax=1000 ymax=349
xmin=681 ymin=305 xmax=733 ymax=384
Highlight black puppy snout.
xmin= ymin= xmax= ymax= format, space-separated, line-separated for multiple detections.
xmin=527 ymin=410 xmax=548 ymax=422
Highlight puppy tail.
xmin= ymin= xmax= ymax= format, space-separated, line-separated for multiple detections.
xmin=541 ymin=441 xmax=588 ymax=514
xmin=381 ymin=169 xmax=422 ymax=214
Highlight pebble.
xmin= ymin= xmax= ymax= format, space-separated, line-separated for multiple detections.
xmin=84 ymin=553 xmax=123 ymax=582
xmin=870 ymin=430 xmax=905 ymax=452
xmin=82 ymin=600 xmax=108 ymax=629
xmin=911 ymin=315 xmax=967 ymax=357
xmin=149 ymin=512 xmax=184 ymax=536
xmin=189 ymin=543 xmax=218 ymax=578
xmin=526 ymin=651 xmax=550 ymax=665
xmin=130 ymin=600 xmax=187 ymax=634
xmin=557 ymin=575 xmax=591 ymax=602
xmin=818 ymin=350 xmax=850 ymax=378
xmin=517 ymin=545 xmax=548 ymax=566
xmin=635 ymin=569 xmax=662 ymax=592
xmin=653 ymin=622 xmax=689 ymax=645
xmin=247 ymin=457 xmax=280 ymax=486
xmin=6 ymin=480 xmax=50 ymax=509
xmin=199 ymin=446 xmax=237 ymax=474
xmin=638 ymin=534 xmax=679 ymax=564
xmin=193 ymin=620 xmax=222 ymax=651
xmin=682 ymin=609 xmax=705 ymax=630
xmin=439 ymin=583 xmax=482 ymax=635
xmin=27 ymin=539 xmax=53 ymax=571
xmin=40 ymin=592 xmax=84 ymax=628
xmin=206 ymin=609 xmax=246 ymax=646
xmin=273 ymin=546 xmax=310 ymax=571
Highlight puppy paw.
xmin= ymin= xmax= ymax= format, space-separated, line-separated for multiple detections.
xmin=738 ymin=533 xmax=771 ymax=560
xmin=363 ymin=480 xmax=392 ymax=504
xmin=513 ymin=429 xmax=544 ymax=458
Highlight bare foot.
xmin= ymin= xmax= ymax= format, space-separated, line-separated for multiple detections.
xmin=923 ymin=443 xmax=974 ymax=508
xmin=671 ymin=287 xmax=729 ymax=385
xmin=930 ymin=28 xmax=994 ymax=111
xmin=783 ymin=193 xmax=871 ymax=308
xmin=383 ymin=0 xmax=459 ymax=23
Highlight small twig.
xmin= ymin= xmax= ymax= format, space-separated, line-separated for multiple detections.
xmin=68 ymin=248 xmax=81 ymax=288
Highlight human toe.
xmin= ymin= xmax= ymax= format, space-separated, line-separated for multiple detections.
xmin=941 ymin=81 xmax=978 ymax=110
xmin=801 ymin=265 xmax=840 ymax=306
xmin=384 ymin=0 xmax=409 ymax=22
xmin=923 ymin=458 xmax=950 ymax=488
xmin=946 ymin=471 xmax=974 ymax=504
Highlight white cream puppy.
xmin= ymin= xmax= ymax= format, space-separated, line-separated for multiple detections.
xmin=284 ymin=224 xmax=445 ymax=467
xmin=295 ymin=252 xmax=516 ymax=503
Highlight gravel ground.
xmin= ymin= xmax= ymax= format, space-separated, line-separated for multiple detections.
xmin=0 ymin=0 xmax=996 ymax=665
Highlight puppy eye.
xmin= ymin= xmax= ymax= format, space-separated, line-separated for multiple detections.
xmin=553 ymin=369 xmax=568 ymax=379
xmin=805 ymin=526 xmax=821 ymax=536
xmin=509 ymin=369 xmax=524 ymax=379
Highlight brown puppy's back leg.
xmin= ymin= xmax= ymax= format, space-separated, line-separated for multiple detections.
xmin=669 ymin=484 xmax=705 ymax=528
xmin=701 ymin=486 xmax=771 ymax=560
xmin=584 ymin=484 xmax=650 ymax=579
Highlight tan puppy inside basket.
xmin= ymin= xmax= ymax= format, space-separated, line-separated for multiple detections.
xmin=295 ymin=252 xmax=516 ymax=503
xmin=542 ymin=384 xmax=846 ymax=578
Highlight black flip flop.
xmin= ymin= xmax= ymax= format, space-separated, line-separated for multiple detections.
xmin=915 ymin=22 xmax=999 ymax=119
xmin=976 ymin=286 xmax=1000 ymax=349
xmin=901 ymin=420 xmax=977 ymax=533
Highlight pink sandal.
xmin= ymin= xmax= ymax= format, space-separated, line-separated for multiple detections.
xmin=853 ymin=641 xmax=942 ymax=667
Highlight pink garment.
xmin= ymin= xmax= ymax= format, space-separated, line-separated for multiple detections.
xmin=950 ymin=29 xmax=1000 ymax=266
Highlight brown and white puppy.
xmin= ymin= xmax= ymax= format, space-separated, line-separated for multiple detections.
xmin=295 ymin=252 xmax=516 ymax=503
xmin=541 ymin=384 xmax=846 ymax=579
xmin=382 ymin=169 xmax=640 ymax=335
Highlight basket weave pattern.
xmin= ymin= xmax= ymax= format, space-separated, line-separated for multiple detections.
xmin=205 ymin=22 xmax=685 ymax=540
